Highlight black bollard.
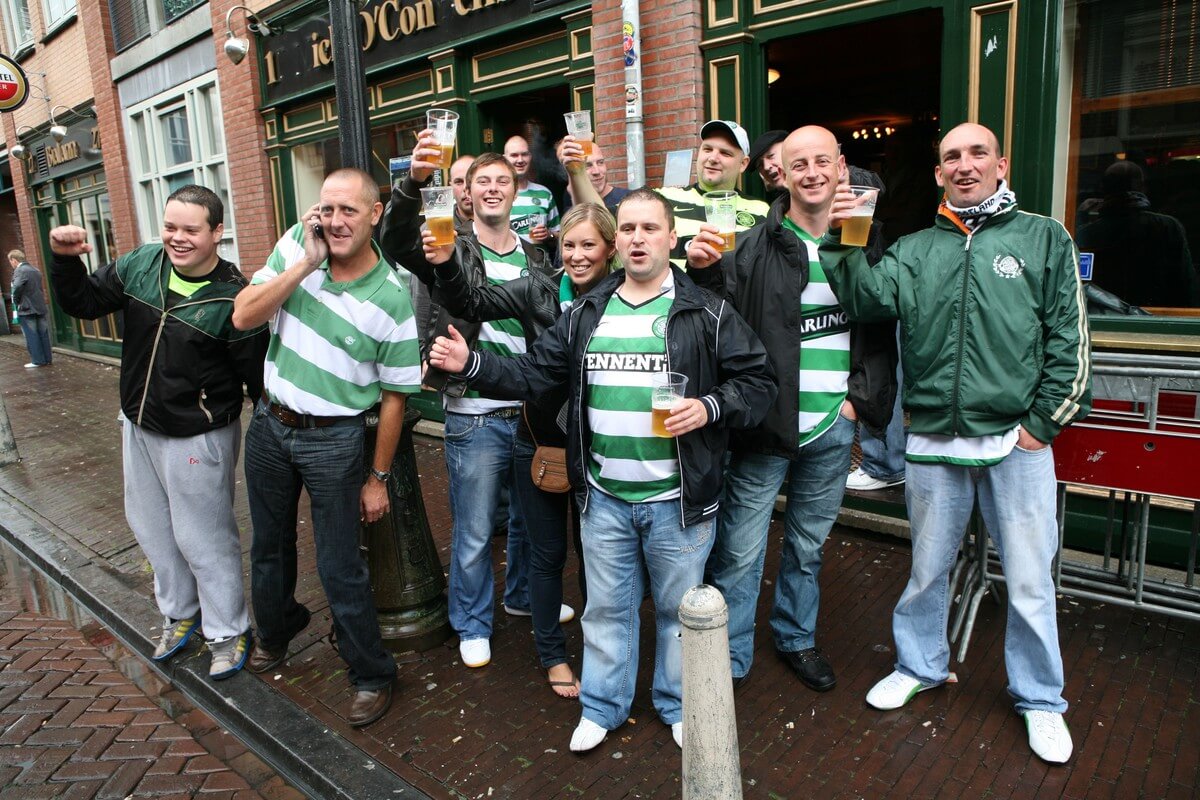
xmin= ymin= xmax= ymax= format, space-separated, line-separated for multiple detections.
xmin=362 ymin=404 xmax=451 ymax=652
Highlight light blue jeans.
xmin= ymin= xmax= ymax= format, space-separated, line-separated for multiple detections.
xmin=895 ymin=444 xmax=1067 ymax=713
xmin=707 ymin=414 xmax=855 ymax=679
xmin=578 ymin=488 xmax=713 ymax=729
xmin=443 ymin=411 xmax=529 ymax=642
xmin=858 ymin=358 xmax=906 ymax=482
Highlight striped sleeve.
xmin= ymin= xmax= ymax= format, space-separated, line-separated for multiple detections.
xmin=252 ymin=224 xmax=306 ymax=285
xmin=375 ymin=273 xmax=423 ymax=393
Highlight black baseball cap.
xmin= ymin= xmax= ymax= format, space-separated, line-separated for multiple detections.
xmin=748 ymin=130 xmax=788 ymax=169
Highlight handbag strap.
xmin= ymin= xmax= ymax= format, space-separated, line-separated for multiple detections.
xmin=521 ymin=404 xmax=541 ymax=449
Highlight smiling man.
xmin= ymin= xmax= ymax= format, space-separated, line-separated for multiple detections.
xmin=657 ymin=120 xmax=770 ymax=266
xmin=820 ymin=122 xmax=1091 ymax=764
xmin=426 ymin=188 xmax=775 ymax=754
xmin=48 ymin=185 xmax=268 ymax=682
xmin=232 ymin=168 xmax=423 ymax=728
xmin=504 ymin=134 xmax=560 ymax=254
xmin=687 ymin=125 xmax=897 ymax=695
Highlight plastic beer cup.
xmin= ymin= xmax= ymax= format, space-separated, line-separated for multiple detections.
xmin=420 ymin=186 xmax=457 ymax=247
xmin=650 ymin=372 xmax=688 ymax=438
xmin=703 ymin=190 xmax=738 ymax=252
xmin=426 ymin=109 xmax=459 ymax=170
xmin=563 ymin=111 xmax=593 ymax=173
xmin=841 ymin=185 xmax=879 ymax=247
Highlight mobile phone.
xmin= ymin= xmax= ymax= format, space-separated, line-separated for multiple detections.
xmin=312 ymin=222 xmax=325 ymax=240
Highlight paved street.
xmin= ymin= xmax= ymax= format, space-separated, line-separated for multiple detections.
xmin=0 ymin=338 xmax=1198 ymax=799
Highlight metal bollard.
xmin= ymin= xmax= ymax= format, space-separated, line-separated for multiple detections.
xmin=679 ymin=584 xmax=742 ymax=800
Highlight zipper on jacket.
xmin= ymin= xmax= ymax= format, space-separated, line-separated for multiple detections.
xmin=949 ymin=231 xmax=973 ymax=435
xmin=575 ymin=306 xmax=594 ymax=517
xmin=198 ymin=389 xmax=214 ymax=424
xmin=663 ymin=308 xmax=688 ymax=528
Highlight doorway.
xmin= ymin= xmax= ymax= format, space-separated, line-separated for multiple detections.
xmin=479 ymin=85 xmax=571 ymax=212
xmin=765 ymin=10 xmax=943 ymax=242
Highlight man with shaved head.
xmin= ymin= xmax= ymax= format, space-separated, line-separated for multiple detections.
xmin=821 ymin=122 xmax=1091 ymax=763
xmin=504 ymin=134 xmax=560 ymax=255
xmin=687 ymin=125 xmax=897 ymax=694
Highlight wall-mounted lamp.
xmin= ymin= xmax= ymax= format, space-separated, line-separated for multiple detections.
xmin=10 ymin=126 xmax=36 ymax=161
xmin=223 ymin=5 xmax=275 ymax=65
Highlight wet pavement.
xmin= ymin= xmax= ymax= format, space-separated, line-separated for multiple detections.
xmin=0 ymin=338 xmax=1198 ymax=799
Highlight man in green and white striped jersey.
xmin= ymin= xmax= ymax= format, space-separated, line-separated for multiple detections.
xmin=232 ymin=168 xmax=422 ymax=728
xmin=504 ymin=135 xmax=560 ymax=255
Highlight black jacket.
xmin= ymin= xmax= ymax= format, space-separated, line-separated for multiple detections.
xmin=433 ymin=250 xmax=568 ymax=446
xmin=688 ymin=192 xmax=898 ymax=457
xmin=380 ymin=176 xmax=550 ymax=397
xmin=50 ymin=245 xmax=267 ymax=437
xmin=459 ymin=267 xmax=777 ymax=526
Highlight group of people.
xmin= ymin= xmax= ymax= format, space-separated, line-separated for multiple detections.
xmin=39 ymin=108 xmax=1089 ymax=766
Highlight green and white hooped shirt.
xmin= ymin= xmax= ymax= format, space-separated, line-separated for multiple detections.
xmin=510 ymin=181 xmax=561 ymax=243
xmin=445 ymin=241 xmax=528 ymax=415
xmin=784 ymin=219 xmax=850 ymax=447
xmin=584 ymin=279 xmax=681 ymax=503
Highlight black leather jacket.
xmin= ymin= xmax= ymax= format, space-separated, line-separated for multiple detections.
xmin=688 ymin=191 xmax=898 ymax=457
xmin=458 ymin=267 xmax=778 ymax=526
xmin=380 ymin=176 xmax=550 ymax=397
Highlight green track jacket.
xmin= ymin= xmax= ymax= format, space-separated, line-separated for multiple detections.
xmin=819 ymin=202 xmax=1092 ymax=443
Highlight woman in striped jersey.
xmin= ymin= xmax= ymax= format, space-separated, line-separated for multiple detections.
xmin=422 ymin=145 xmax=613 ymax=698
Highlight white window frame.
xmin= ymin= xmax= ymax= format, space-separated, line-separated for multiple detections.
xmin=125 ymin=72 xmax=236 ymax=259
xmin=0 ymin=0 xmax=33 ymax=53
xmin=41 ymin=0 xmax=76 ymax=33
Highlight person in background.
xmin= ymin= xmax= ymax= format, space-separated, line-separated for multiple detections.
xmin=560 ymin=140 xmax=630 ymax=215
xmin=8 ymin=249 xmax=53 ymax=369
xmin=505 ymin=134 xmax=561 ymax=258
xmin=747 ymin=129 xmax=788 ymax=198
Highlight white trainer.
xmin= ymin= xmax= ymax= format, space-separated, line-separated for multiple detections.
xmin=559 ymin=604 xmax=575 ymax=624
xmin=671 ymin=722 xmax=683 ymax=748
xmin=459 ymin=637 xmax=491 ymax=668
xmin=569 ymin=717 xmax=608 ymax=753
xmin=1024 ymin=710 xmax=1073 ymax=763
xmin=846 ymin=467 xmax=904 ymax=491
xmin=866 ymin=670 xmax=935 ymax=710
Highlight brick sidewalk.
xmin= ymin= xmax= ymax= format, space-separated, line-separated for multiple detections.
xmin=1 ymin=341 xmax=1199 ymax=799
xmin=0 ymin=580 xmax=302 ymax=799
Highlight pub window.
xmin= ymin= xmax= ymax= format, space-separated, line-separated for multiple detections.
xmin=41 ymin=0 xmax=76 ymax=32
xmin=125 ymin=72 xmax=235 ymax=259
xmin=1064 ymin=0 xmax=1200 ymax=316
xmin=1 ymin=0 xmax=33 ymax=52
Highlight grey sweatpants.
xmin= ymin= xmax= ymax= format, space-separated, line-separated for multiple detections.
xmin=122 ymin=418 xmax=250 ymax=641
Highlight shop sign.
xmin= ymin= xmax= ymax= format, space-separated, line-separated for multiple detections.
xmin=25 ymin=121 xmax=102 ymax=185
xmin=263 ymin=0 xmax=529 ymax=105
xmin=0 ymin=54 xmax=29 ymax=112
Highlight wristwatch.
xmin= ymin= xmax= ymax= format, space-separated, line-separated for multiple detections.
xmin=369 ymin=467 xmax=390 ymax=482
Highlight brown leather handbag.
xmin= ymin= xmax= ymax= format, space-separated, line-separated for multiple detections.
xmin=525 ymin=407 xmax=571 ymax=493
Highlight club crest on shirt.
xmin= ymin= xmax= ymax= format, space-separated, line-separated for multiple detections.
xmin=651 ymin=315 xmax=668 ymax=338
xmin=344 ymin=335 xmax=356 ymax=346
xmin=736 ymin=210 xmax=757 ymax=228
xmin=993 ymin=254 xmax=1025 ymax=279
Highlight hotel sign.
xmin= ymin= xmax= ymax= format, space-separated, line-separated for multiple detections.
xmin=262 ymin=0 xmax=528 ymax=104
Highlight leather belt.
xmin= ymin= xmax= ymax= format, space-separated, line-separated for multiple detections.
xmin=262 ymin=393 xmax=355 ymax=429
xmin=482 ymin=406 xmax=521 ymax=419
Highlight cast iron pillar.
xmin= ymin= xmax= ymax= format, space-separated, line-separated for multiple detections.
xmin=327 ymin=0 xmax=371 ymax=171
xmin=363 ymin=406 xmax=451 ymax=652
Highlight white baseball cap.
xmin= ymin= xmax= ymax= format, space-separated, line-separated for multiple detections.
xmin=700 ymin=120 xmax=751 ymax=154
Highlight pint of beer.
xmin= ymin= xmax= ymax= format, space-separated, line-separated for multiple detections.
xmin=704 ymin=191 xmax=738 ymax=253
xmin=563 ymin=111 xmax=594 ymax=175
xmin=650 ymin=372 xmax=689 ymax=438
xmin=420 ymin=187 xmax=457 ymax=247
xmin=427 ymin=108 xmax=459 ymax=170
xmin=841 ymin=186 xmax=879 ymax=247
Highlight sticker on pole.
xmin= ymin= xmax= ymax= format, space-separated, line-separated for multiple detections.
xmin=0 ymin=55 xmax=29 ymax=112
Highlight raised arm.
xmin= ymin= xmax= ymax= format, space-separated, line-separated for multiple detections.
xmin=47 ymin=226 xmax=127 ymax=320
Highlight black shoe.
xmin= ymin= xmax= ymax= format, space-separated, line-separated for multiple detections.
xmin=779 ymin=647 xmax=836 ymax=692
xmin=732 ymin=673 xmax=750 ymax=690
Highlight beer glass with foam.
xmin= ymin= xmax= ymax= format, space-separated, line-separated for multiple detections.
xmin=650 ymin=372 xmax=688 ymax=438
xmin=420 ymin=186 xmax=457 ymax=247
xmin=563 ymin=111 xmax=593 ymax=174
xmin=426 ymin=109 xmax=459 ymax=170
xmin=841 ymin=186 xmax=879 ymax=247
xmin=703 ymin=191 xmax=738 ymax=252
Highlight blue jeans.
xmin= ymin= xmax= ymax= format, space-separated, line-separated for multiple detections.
xmin=19 ymin=314 xmax=52 ymax=365
xmin=895 ymin=444 xmax=1067 ymax=713
xmin=859 ymin=353 xmax=905 ymax=481
xmin=707 ymin=414 xmax=855 ymax=678
xmin=512 ymin=434 xmax=580 ymax=668
xmin=579 ymin=489 xmax=713 ymax=728
xmin=245 ymin=402 xmax=396 ymax=690
xmin=444 ymin=411 xmax=529 ymax=641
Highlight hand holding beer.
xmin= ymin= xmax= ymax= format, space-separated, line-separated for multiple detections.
xmin=426 ymin=108 xmax=459 ymax=170
xmin=410 ymin=130 xmax=443 ymax=183
xmin=563 ymin=111 xmax=593 ymax=174
xmin=685 ymin=224 xmax=725 ymax=270
xmin=559 ymin=136 xmax=586 ymax=171
xmin=703 ymin=190 xmax=738 ymax=252
xmin=828 ymin=185 xmax=878 ymax=247
xmin=650 ymin=372 xmax=707 ymax=437
xmin=429 ymin=324 xmax=469 ymax=374
xmin=421 ymin=225 xmax=455 ymax=264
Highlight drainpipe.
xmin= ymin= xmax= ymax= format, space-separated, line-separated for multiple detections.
xmin=621 ymin=0 xmax=646 ymax=189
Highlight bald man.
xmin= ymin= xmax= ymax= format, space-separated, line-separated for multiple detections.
xmin=503 ymin=135 xmax=560 ymax=253
xmin=687 ymin=125 xmax=897 ymax=694
xmin=821 ymin=122 xmax=1091 ymax=763
xmin=561 ymin=141 xmax=630 ymax=214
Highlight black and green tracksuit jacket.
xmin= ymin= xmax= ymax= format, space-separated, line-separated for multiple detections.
xmin=819 ymin=201 xmax=1092 ymax=444
xmin=50 ymin=244 xmax=268 ymax=437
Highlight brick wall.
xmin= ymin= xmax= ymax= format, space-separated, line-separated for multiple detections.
xmin=593 ymin=0 xmax=705 ymax=189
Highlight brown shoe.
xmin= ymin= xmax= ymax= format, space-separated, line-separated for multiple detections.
xmin=248 ymin=643 xmax=287 ymax=674
xmin=347 ymin=683 xmax=393 ymax=728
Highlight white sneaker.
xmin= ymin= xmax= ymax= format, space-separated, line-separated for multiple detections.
xmin=671 ymin=722 xmax=683 ymax=748
xmin=559 ymin=604 xmax=575 ymax=624
xmin=866 ymin=670 xmax=936 ymax=710
xmin=846 ymin=468 xmax=904 ymax=491
xmin=459 ymin=638 xmax=490 ymax=668
xmin=569 ymin=717 xmax=608 ymax=753
xmin=1024 ymin=710 xmax=1073 ymax=763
